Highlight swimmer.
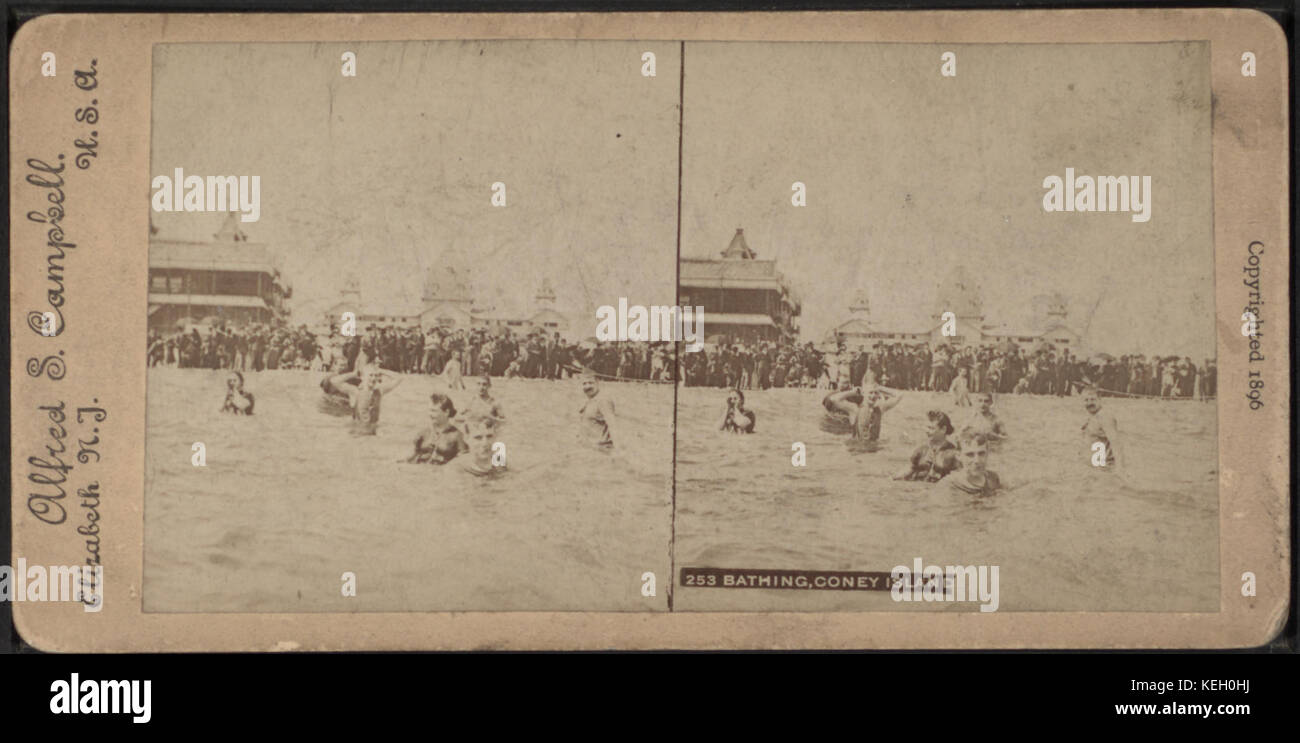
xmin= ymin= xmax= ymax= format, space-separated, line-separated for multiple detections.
xmin=894 ymin=410 xmax=958 ymax=482
xmin=348 ymin=362 xmax=403 ymax=436
xmin=319 ymin=357 xmax=358 ymax=415
xmin=948 ymin=428 xmax=1004 ymax=496
xmin=409 ymin=393 xmax=469 ymax=464
xmin=964 ymin=392 xmax=1007 ymax=442
xmin=462 ymin=375 xmax=505 ymax=423
xmin=441 ymin=350 xmax=465 ymax=390
xmin=824 ymin=376 xmax=902 ymax=442
xmin=1080 ymin=385 xmax=1122 ymax=469
xmin=949 ymin=366 xmax=972 ymax=407
xmin=459 ymin=414 xmax=505 ymax=476
xmin=578 ymin=375 xmax=617 ymax=449
xmin=718 ymin=388 xmax=756 ymax=434
xmin=220 ymin=371 xmax=255 ymax=415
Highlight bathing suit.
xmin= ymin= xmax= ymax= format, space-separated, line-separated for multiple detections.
xmin=1081 ymin=413 xmax=1117 ymax=465
xmin=905 ymin=441 xmax=958 ymax=482
xmin=580 ymin=397 xmax=613 ymax=448
xmin=221 ymin=391 xmax=255 ymax=415
xmin=410 ymin=424 xmax=468 ymax=464
xmin=723 ymin=408 xmax=757 ymax=433
xmin=857 ymin=405 xmax=882 ymax=442
xmin=949 ymin=470 xmax=1002 ymax=496
xmin=351 ymin=387 xmax=382 ymax=436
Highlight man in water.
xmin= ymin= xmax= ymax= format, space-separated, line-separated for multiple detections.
xmin=964 ymin=392 xmax=1007 ymax=443
xmin=948 ymin=428 xmax=1003 ymax=496
xmin=895 ymin=410 xmax=958 ymax=481
xmin=1080 ymin=386 xmax=1121 ymax=469
xmin=717 ymin=388 xmax=756 ymax=433
xmin=460 ymin=414 xmax=505 ymax=476
xmin=578 ymin=375 xmax=617 ymax=449
xmin=823 ymin=377 xmax=902 ymax=441
xmin=220 ymin=371 xmax=255 ymax=415
xmin=348 ymin=362 xmax=403 ymax=436
xmin=462 ymin=374 xmax=505 ymax=423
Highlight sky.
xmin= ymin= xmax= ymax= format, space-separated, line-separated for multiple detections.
xmin=152 ymin=40 xmax=1214 ymax=357
xmin=680 ymin=41 xmax=1214 ymax=357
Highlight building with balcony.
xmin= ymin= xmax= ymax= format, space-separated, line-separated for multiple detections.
xmin=148 ymin=214 xmax=290 ymax=331
xmin=678 ymin=228 xmax=800 ymax=345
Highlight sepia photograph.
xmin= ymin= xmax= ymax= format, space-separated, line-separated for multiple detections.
xmin=671 ymin=41 xmax=1218 ymax=612
xmin=143 ymin=41 xmax=680 ymax=612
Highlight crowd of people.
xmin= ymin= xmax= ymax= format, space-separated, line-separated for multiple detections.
xmin=682 ymin=339 xmax=1217 ymax=401
xmin=149 ymin=321 xmax=677 ymax=383
xmin=152 ymin=321 xmax=1216 ymax=402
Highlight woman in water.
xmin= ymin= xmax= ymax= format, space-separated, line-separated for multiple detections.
xmin=1080 ymin=385 xmax=1122 ymax=469
xmin=409 ymin=393 xmax=469 ymax=464
xmin=578 ymin=375 xmax=617 ymax=449
xmin=823 ymin=376 xmax=902 ymax=442
xmin=348 ymin=362 xmax=403 ymax=436
xmin=963 ymin=392 xmax=1007 ymax=443
xmin=948 ymin=428 xmax=1003 ymax=496
xmin=220 ymin=371 xmax=255 ymax=415
xmin=460 ymin=414 xmax=505 ymax=476
xmin=895 ymin=410 xmax=958 ymax=482
xmin=717 ymin=388 xmax=756 ymax=433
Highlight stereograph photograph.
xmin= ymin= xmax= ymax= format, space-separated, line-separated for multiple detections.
xmin=672 ymin=41 xmax=1218 ymax=612
xmin=144 ymin=41 xmax=680 ymax=612
xmin=7 ymin=10 xmax=1288 ymax=650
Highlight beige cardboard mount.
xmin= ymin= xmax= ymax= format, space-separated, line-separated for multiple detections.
xmin=8 ymin=10 xmax=1289 ymax=650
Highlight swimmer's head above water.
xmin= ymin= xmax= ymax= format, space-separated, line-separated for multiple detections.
xmin=581 ymin=375 xmax=599 ymax=398
xmin=955 ymin=428 xmax=989 ymax=475
xmin=428 ymin=393 xmax=457 ymax=427
xmin=925 ymin=410 xmax=954 ymax=443
xmin=476 ymin=375 xmax=492 ymax=398
xmin=978 ymin=392 xmax=994 ymax=413
xmin=462 ymin=415 xmax=498 ymax=459
xmin=1081 ymin=386 xmax=1100 ymax=414
xmin=726 ymin=389 xmax=745 ymax=409
xmin=226 ymin=371 xmax=244 ymax=391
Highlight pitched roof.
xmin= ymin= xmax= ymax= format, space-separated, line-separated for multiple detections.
xmin=721 ymin=228 xmax=757 ymax=259
xmin=149 ymin=238 xmax=278 ymax=274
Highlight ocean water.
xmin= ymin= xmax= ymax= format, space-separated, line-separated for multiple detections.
xmin=144 ymin=369 xmax=1218 ymax=614
xmin=144 ymin=368 xmax=674 ymax=612
xmin=673 ymin=388 xmax=1219 ymax=612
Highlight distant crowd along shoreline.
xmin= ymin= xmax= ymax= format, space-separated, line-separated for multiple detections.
xmin=148 ymin=321 xmax=1216 ymax=400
